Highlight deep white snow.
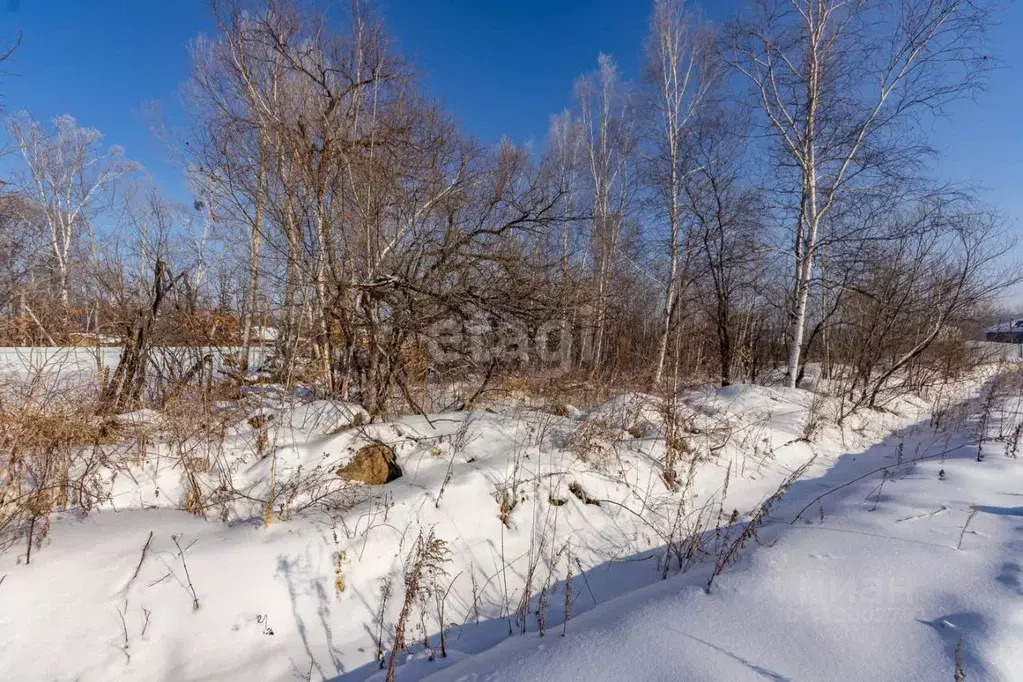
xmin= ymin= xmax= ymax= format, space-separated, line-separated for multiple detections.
xmin=0 ymin=354 xmax=1020 ymax=682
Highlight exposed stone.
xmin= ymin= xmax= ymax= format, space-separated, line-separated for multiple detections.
xmin=336 ymin=443 xmax=402 ymax=485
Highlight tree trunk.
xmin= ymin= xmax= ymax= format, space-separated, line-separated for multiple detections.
xmin=240 ymin=133 xmax=267 ymax=372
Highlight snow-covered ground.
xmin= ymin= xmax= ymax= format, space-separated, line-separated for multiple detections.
xmin=0 ymin=360 xmax=1019 ymax=681
xmin=439 ymin=389 xmax=1023 ymax=681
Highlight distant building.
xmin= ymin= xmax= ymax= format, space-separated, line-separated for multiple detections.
xmin=251 ymin=326 xmax=279 ymax=345
xmin=985 ymin=319 xmax=1023 ymax=343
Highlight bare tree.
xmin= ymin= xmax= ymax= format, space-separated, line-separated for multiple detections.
xmin=94 ymin=190 xmax=192 ymax=412
xmin=576 ymin=54 xmax=635 ymax=367
xmin=541 ymin=111 xmax=588 ymax=369
xmin=547 ymin=112 xmax=583 ymax=279
xmin=683 ymin=111 xmax=766 ymax=387
xmin=643 ymin=0 xmax=718 ymax=386
xmin=731 ymin=0 xmax=993 ymax=387
xmin=188 ymin=0 xmax=296 ymax=370
xmin=6 ymin=114 xmax=135 ymax=314
xmin=855 ymin=199 xmax=1012 ymax=410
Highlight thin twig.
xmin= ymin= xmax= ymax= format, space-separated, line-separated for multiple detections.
xmin=171 ymin=535 xmax=200 ymax=611
xmin=148 ymin=572 xmax=171 ymax=587
xmin=141 ymin=607 xmax=152 ymax=638
xmin=117 ymin=606 xmax=131 ymax=663
xmin=126 ymin=531 xmax=154 ymax=591
xmin=954 ymin=635 xmax=967 ymax=681
xmin=957 ymin=507 xmax=978 ymax=550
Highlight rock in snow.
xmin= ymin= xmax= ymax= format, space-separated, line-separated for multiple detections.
xmin=337 ymin=443 xmax=403 ymax=485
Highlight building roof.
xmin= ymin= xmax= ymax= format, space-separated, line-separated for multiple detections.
xmin=985 ymin=319 xmax=1023 ymax=334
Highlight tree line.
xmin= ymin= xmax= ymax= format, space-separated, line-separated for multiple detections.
xmin=0 ymin=0 xmax=1015 ymax=416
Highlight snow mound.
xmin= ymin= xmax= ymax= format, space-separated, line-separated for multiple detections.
xmin=433 ymin=387 xmax=1023 ymax=682
xmin=0 ymin=366 xmax=1007 ymax=682
xmin=584 ymin=392 xmax=666 ymax=437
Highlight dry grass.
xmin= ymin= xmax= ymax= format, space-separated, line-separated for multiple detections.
xmin=487 ymin=372 xmax=624 ymax=416
xmin=0 ymin=372 xmax=119 ymax=556
xmin=334 ymin=551 xmax=347 ymax=594
xmin=563 ymin=419 xmax=625 ymax=472
xmin=386 ymin=529 xmax=448 ymax=682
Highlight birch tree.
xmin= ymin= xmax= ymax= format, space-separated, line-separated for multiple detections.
xmin=188 ymin=0 xmax=295 ymax=370
xmin=544 ymin=111 xmax=584 ymax=367
xmin=731 ymin=0 xmax=992 ymax=387
xmin=547 ymin=111 xmax=583 ymax=283
xmin=643 ymin=0 xmax=718 ymax=385
xmin=6 ymin=114 xmax=135 ymax=313
xmin=576 ymin=54 xmax=634 ymax=366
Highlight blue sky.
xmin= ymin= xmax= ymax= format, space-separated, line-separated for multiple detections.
xmin=1 ymin=0 xmax=1021 ymax=266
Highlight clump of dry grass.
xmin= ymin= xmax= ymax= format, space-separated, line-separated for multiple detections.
xmin=385 ymin=528 xmax=448 ymax=682
xmin=158 ymin=385 xmax=240 ymax=519
xmin=564 ymin=419 xmax=624 ymax=472
xmin=0 ymin=373 xmax=120 ymax=559
xmin=567 ymin=482 xmax=599 ymax=506
xmin=802 ymin=388 xmax=828 ymax=441
xmin=562 ymin=550 xmax=573 ymax=637
xmin=8 ymin=412 xmax=123 ymax=449
xmin=706 ymin=455 xmax=816 ymax=592
xmin=496 ymin=489 xmax=518 ymax=527
xmin=658 ymin=396 xmax=695 ymax=490
xmin=374 ymin=577 xmax=394 ymax=669
xmin=481 ymin=372 xmax=623 ymax=417
xmin=334 ymin=550 xmax=347 ymax=594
